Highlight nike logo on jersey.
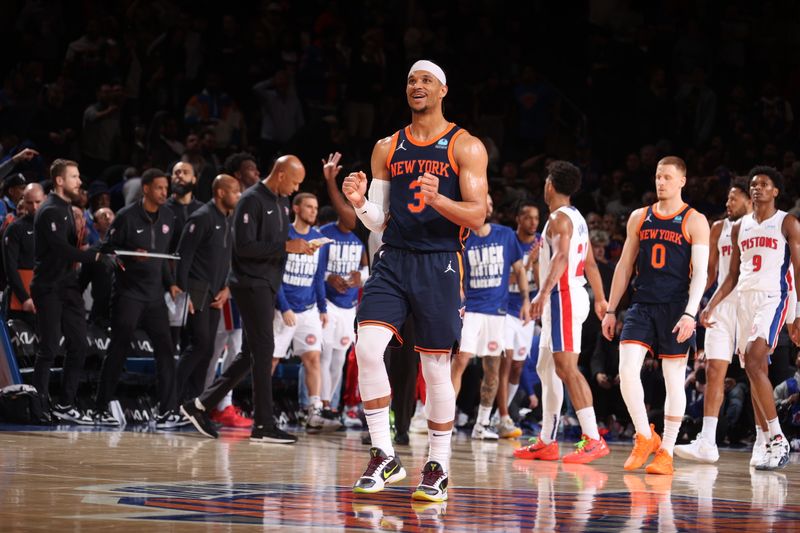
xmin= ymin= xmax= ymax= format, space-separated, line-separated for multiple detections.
xmin=395 ymin=139 xmax=407 ymax=151
xmin=26 ymin=230 xmax=33 ymax=235
xmin=444 ymin=261 xmax=456 ymax=273
xmin=267 ymin=210 xmax=274 ymax=215
xmin=215 ymin=225 xmax=221 ymax=229
xmin=136 ymin=228 xmax=145 ymax=234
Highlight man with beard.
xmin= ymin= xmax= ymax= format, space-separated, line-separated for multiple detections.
xmin=167 ymin=161 xmax=204 ymax=252
xmin=95 ymin=168 xmax=183 ymax=428
xmin=175 ymin=175 xmax=240 ymax=403
xmin=32 ymin=159 xmax=116 ymax=423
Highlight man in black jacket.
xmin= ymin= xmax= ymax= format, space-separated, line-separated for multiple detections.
xmin=31 ymin=159 xmax=115 ymax=423
xmin=175 ymin=174 xmax=240 ymax=402
xmin=3 ymin=183 xmax=44 ymax=323
xmin=182 ymin=155 xmax=314 ymax=444
xmin=95 ymin=168 xmax=183 ymax=428
xmin=167 ymin=161 xmax=204 ymax=252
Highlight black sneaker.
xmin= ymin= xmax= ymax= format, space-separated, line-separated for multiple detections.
xmin=52 ymin=404 xmax=94 ymax=425
xmin=353 ymin=447 xmax=407 ymax=494
xmin=155 ymin=410 xmax=187 ymax=429
xmin=394 ymin=432 xmax=410 ymax=446
xmin=94 ymin=408 xmax=121 ymax=427
xmin=180 ymin=399 xmax=218 ymax=438
xmin=412 ymin=461 xmax=449 ymax=502
xmin=250 ymin=424 xmax=297 ymax=444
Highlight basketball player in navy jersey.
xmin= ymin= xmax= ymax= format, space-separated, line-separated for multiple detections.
xmin=602 ymin=156 xmax=710 ymax=475
xmin=700 ymin=166 xmax=800 ymax=470
xmin=342 ymin=60 xmax=488 ymax=502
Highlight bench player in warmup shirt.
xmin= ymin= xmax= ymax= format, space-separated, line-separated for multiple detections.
xmin=676 ymin=177 xmax=754 ymax=464
xmin=319 ymin=216 xmax=367 ymax=415
xmin=701 ymin=166 xmax=800 ymax=471
xmin=499 ymin=202 xmax=540 ymax=439
xmin=514 ymin=161 xmax=609 ymax=464
xmin=602 ymin=156 xmax=710 ymax=475
xmin=273 ymin=192 xmax=340 ymax=432
xmin=343 ymin=60 xmax=488 ymax=503
xmin=451 ymin=193 xmax=530 ymax=441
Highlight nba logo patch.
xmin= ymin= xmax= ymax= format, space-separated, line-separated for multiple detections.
xmin=284 ymin=207 xmax=290 ymax=216
xmin=188 ymin=223 xmax=195 ymax=234
xmin=306 ymin=334 xmax=317 ymax=345
xmin=243 ymin=213 xmax=249 ymax=224
xmin=488 ymin=341 xmax=498 ymax=352
xmin=162 ymin=224 xmax=170 ymax=234
xmin=51 ymin=222 xmax=57 ymax=232
xmin=340 ymin=336 xmax=350 ymax=346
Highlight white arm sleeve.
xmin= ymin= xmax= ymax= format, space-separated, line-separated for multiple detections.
xmin=354 ymin=179 xmax=390 ymax=234
xmin=685 ymin=244 xmax=709 ymax=316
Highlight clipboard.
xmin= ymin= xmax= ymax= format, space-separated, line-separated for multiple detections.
xmin=9 ymin=269 xmax=32 ymax=311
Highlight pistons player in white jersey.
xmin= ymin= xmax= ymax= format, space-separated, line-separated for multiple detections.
xmin=701 ymin=166 xmax=800 ymax=470
xmin=676 ymin=178 xmax=753 ymax=464
xmin=514 ymin=161 xmax=608 ymax=464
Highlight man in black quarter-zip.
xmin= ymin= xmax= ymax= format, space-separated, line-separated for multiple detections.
xmin=175 ymin=174 xmax=241 ymax=402
xmin=32 ymin=159 xmax=117 ymax=424
xmin=182 ymin=155 xmax=316 ymax=444
xmin=95 ymin=167 xmax=184 ymax=428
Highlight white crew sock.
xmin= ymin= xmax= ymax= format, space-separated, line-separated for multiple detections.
xmin=661 ymin=419 xmax=681 ymax=455
xmin=767 ymin=417 xmax=784 ymax=439
xmin=576 ymin=407 xmax=600 ymax=440
xmin=701 ymin=416 xmax=717 ymax=443
xmin=308 ymin=395 xmax=322 ymax=411
xmin=428 ymin=428 xmax=451 ymax=473
xmin=364 ymin=406 xmax=394 ymax=456
xmin=755 ymin=425 xmax=767 ymax=446
xmin=477 ymin=405 xmax=492 ymax=427
xmin=507 ymin=383 xmax=520 ymax=407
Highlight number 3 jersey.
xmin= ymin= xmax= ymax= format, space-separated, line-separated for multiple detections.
xmin=632 ymin=203 xmax=694 ymax=304
xmin=540 ymin=206 xmax=589 ymax=293
xmin=383 ymin=123 xmax=468 ymax=252
xmin=736 ymin=210 xmax=792 ymax=294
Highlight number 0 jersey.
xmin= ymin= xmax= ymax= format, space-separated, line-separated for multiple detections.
xmin=539 ymin=206 xmax=589 ymax=293
xmin=736 ymin=210 xmax=792 ymax=294
xmin=632 ymin=203 xmax=694 ymax=304
xmin=383 ymin=123 xmax=468 ymax=252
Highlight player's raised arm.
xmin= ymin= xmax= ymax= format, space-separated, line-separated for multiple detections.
xmin=343 ymin=137 xmax=392 ymax=233
xmin=420 ymin=133 xmax=488 ymax=231
xmin=601 ymin=208 xmax=643 ymax=340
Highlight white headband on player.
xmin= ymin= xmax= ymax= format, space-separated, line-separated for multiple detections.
xmin=408 ymin=60 xmax=447 ymax=86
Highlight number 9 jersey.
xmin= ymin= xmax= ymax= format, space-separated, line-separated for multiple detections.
xmin=632 ymin=203 xmax=695 ymax=304
xmin=736 ymin=210 xmax=792 ymax=294
xmin=383 ymin=123 xmax=468 ymax=252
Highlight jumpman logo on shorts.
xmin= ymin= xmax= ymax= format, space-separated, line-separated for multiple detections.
xmin=395 ymin=140 xmax=407 ymax=152
xmin=444 ymin=261 xmax=455 ymax=273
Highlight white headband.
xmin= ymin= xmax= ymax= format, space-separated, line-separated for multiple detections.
xmin=408 ymin=60 xmax=446 ymax=86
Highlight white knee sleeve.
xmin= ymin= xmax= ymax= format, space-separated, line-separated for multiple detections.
xmin=662 ymin=357 xmax=688 ymax=418
xmin=320 ymin=343 xmax=334 ymax=402
xmin=536 ymin=346 xmax=564 ymax=416
xmin=420 ymin=352 xmax=455 ymax=424
xmin=619 ymin=343 xmax=647 ymax=392
xmin=355 ymin=325 xmax=393 ymax=401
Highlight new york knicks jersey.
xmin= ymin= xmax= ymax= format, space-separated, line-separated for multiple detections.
xmin=736 ymin=210 xmax=792 ymax=294
xmin=539 ymin=206 xmax=588 ymax=292
xmin=383 ymin=123 xmax=468 ymax=252
xmin=632 ymin=203 xmax=694 ymax=304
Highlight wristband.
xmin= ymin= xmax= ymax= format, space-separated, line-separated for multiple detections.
xmin=605 ymin=310 xmax=616 ymax=316
xmin=682 ymin=312 xmax=695 ymax=320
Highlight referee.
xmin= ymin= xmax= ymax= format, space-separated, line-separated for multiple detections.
xmin=31 ymin=159 xmax=115 ymax=423
xmin=182 ymin=155 xmax=314 ymax=444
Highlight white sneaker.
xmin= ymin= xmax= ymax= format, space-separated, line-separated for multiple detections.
xmin=750 ymin=440 xmax=769 ymax=467
xmin=353 ymin=448 xmax=407 ymax=494
xmin=674 ymin=437 xmax=719 ymax=463
xmin=410 ymin=413 xmax=428 ymax=434
xmin=471 ymin=423 xmax=499 ymax=440
xmin=307 ymin=409 xmax=342 ymax=433
xmin=756 ymin=435 xmax=791 ymax=471
xmin=497 ymin=419 xmax=522 ymax=439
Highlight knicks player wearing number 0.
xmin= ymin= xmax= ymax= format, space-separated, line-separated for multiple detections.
xmin=700 ymin=166 xmax=800 ymax=471
xmin=601 ymin=156 xmax=710 ymax=476
xmin=514 ymin=161 xmax=609 ymax=465
xmin=342 ymin=60 xmax=488 ymax=503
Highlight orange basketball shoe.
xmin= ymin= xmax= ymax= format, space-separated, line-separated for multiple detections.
xmin=210 ymin=405 xmax=254 ymax=428
xmin=562 ymin=435 xmax=610 ymax=464
xmin=624 ymin=424 xmax=661 ymax=471
xmin=644 ymin=449 xmax=674 ymax=475
xmin=513 ymin=436 xmax=560 ymax=461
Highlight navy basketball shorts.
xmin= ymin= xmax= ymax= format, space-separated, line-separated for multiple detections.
xmin=357 ymin=246 xmax=462 ymax=354
xmin=620 ymin=300 xmax=696 ymax=359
